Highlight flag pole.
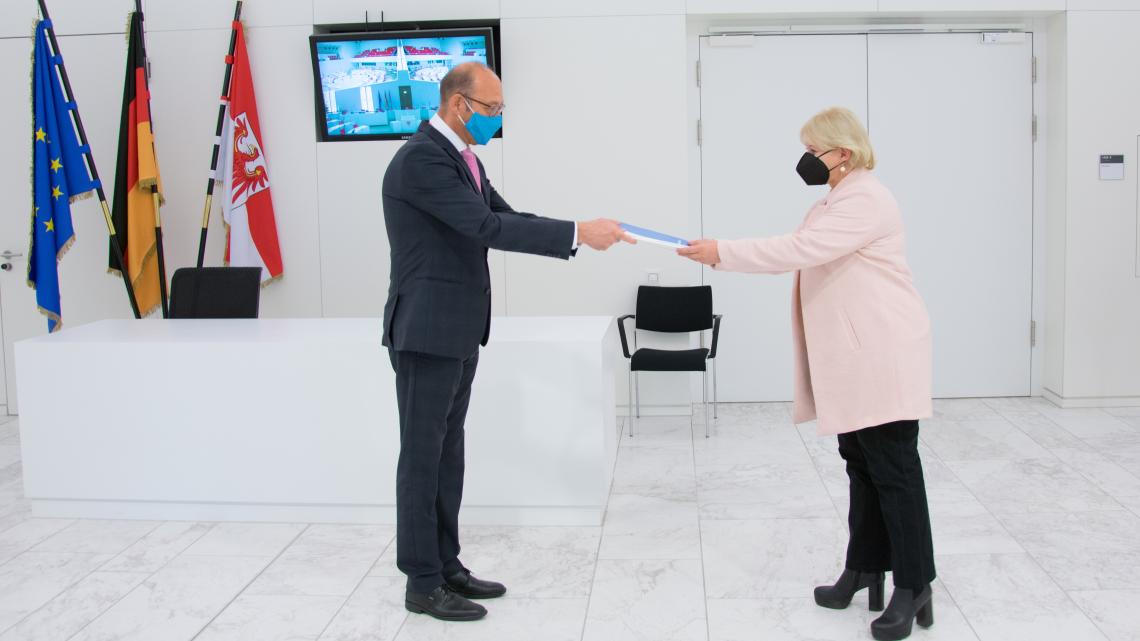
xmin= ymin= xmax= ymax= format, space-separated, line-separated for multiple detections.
xmin=35 ymin=0 xmax=142 ymax=320
xmin=134 ymin=0 xmax=169 ymax=318
xmin=197 ymin=0 xmax=244 ymax=269
xmin=151 ymin=189 xmax=168 ymax=318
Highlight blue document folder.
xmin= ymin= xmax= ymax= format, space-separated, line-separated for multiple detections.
xmin=620 ymin=223 xmax=690 ymax=248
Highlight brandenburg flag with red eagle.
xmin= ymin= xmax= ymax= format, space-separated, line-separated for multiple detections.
xmin=218 ymin=21 xmax=283 ymax=283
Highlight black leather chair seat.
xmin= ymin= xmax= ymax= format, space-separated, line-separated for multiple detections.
xmin=631 ymin=347 xmax=710 ymax=372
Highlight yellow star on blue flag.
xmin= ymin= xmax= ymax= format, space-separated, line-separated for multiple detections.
xmin=29 ymin=19 xmax=99 ymax=332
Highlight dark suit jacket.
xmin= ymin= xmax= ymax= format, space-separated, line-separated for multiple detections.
xmin=382 ymin=121 xmax=575 ymax=359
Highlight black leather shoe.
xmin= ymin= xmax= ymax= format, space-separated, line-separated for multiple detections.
xmin=445 ymin=569 xmax=507 ymax=599
xmin=405 ymin=585 xmax=487 ymax=621
xmin=814 ymin=569 xmax=886 ymax=611
xmin=871 ymin=585 xmax=933 ymax=641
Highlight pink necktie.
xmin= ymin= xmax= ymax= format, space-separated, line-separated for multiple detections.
xmin=460 ymin=148 xmax=482 ymax=194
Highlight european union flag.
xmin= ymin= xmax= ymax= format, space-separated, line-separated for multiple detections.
xmin=29 ymin=19 xmax=97 ymax=332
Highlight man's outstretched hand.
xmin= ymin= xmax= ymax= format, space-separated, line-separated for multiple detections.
xmin=579 ymin=219 xmax=637 ymax=251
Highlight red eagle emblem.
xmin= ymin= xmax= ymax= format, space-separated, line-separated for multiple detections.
xmin=230 ymin=113 xmax=269 ymax=204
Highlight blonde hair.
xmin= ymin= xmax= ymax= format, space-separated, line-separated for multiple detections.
xmin=799 ymin=107 xmax=876 ymax=171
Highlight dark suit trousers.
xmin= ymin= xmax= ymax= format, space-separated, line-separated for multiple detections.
xmin=837 ymin=420 xmax=936 ymax=591
xmin=389 ymin=348 xmax=479 ymax=594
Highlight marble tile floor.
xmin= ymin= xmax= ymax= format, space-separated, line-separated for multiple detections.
xmin=0 ymin=399 xmax=1139 ymax=640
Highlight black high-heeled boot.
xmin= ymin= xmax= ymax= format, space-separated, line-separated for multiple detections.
xmin=871 ymin=584 xmax=933 ymax=641
xmin=813 ymin=569 xmax=886 ymax=611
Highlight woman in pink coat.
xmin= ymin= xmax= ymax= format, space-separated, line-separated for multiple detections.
xmin=679 ymin=107 xmax=935 ymax=641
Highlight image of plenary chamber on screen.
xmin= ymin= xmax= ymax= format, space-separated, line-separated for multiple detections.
xmin=314 ymin=34 xmax=490 ymax=137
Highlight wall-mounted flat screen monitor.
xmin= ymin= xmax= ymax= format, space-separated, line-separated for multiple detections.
xmin=309 ymin=28 xmax=496 ymax=142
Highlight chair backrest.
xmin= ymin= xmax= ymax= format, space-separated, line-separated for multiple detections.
xmin=635 ymin=285 xmax=713 ymax=333
xmin=169 ymin=267 xmax=262 ymax=319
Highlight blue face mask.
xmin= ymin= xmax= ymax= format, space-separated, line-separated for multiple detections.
xmin=461 ymin=97 xmax=502 ymax=145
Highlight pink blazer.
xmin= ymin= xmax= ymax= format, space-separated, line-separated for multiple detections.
xmin=715 ymin=169 xmax=932 ymax=435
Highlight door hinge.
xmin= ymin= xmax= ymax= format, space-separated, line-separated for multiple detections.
xmin=696 ymin=60 xmax=702 ymax=87
xmin=1031 ymin=56 xmax=1037 ymax=84
xmin=697 ymin=119 xmax=703 ymax=146
xmin=1032 ymin=114 xmax=1038 ymax=142
xmin=1030 ymin=320 xmax=1037 ymax=347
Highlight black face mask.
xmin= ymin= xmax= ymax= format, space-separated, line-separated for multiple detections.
xmin=796 ymin=149 xmax=838 ymax=186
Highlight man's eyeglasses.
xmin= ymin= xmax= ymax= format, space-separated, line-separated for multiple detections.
xmin=463 ymin=94 xmax=504 ymax=117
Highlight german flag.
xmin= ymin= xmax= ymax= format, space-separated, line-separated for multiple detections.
xmin=110 ymin=11 xmax=162 ymax=316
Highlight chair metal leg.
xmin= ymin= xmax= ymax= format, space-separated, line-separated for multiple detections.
xmin=703 ymin=370 xmax=710 ymax=438
xmin=628 ymin=367 xmax=634 ymax=437
xmin=635 ymin=371 xmax=641 ymax=419
xmin=712 ymin=358 xmax=719 ymax=420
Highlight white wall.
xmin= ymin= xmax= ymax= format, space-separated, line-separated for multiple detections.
xmin=1045 ymin=8 xmax=1140 ymax=405
xmin=498 ymin=14 xmax=695 ymax=411
xmin=1045 ymin=12 xmax=1068 ymax=396
xmin=0 ymin=0 xmax=696 ymax=414
xmin=4 ymin=0 xmax=1140 ymax=414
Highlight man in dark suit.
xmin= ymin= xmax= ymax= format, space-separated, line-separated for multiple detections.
xmin=382 ymin=62 xmax=631 ymax=622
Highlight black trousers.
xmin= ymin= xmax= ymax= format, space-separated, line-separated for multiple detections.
xmin=389 ymin=348 xmax=479 ymax=594
xmin=837 ymin=419 xmax=936 ymax=591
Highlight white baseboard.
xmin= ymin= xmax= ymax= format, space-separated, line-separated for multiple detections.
xmin=1042 ymin=388 xmax=1140 ymax=409
xmin=30 ymin=499 xmax=604 ymax=526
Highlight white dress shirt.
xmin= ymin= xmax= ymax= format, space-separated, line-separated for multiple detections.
xmin=429 ymin=114 xmax=578 ymax=250
xmin=429 ymin=113 xmax=467 ymax=153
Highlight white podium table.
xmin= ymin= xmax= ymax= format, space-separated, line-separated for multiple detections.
xmin=15 ymin=317 xmax=619 ymax=526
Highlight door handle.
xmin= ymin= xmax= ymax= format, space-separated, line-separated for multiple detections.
xmin=0 ymin=251 xmax=23 ymax=260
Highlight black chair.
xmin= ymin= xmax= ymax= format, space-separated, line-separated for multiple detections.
xmin=169 ymin=267 xmax=262 ymax=319
xmin=617 ymin=285 xmax=722 ymax=438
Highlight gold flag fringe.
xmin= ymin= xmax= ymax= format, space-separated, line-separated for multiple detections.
xmin=36 ymin=305 xmax=64 ymax=333
xmin=128 ymin=240 xmax=161 ymax=317
xmin=260 ymin=272 xmax=283 ymax=288
xmin=137 ymin=180 xmax=165 ymax=205
xmin=27 ymin=233 xmax=77 ymax=287
xmin=219 ymin=220 xmax=283 ymax=288
xmin=68 ymin=190 xmax=95 ymax=204
xmin=55 ymin=233 xmax=75 ymax=263
xmin=25 ymin=20 xmax=36 ymax=285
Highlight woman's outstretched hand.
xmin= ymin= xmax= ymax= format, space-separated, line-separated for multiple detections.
xmin=677 ymin=239 xmax=721 ymax=266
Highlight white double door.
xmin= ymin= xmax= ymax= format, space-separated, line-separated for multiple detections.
xmin=700 ymin=32 xmax=1034 ymax=401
